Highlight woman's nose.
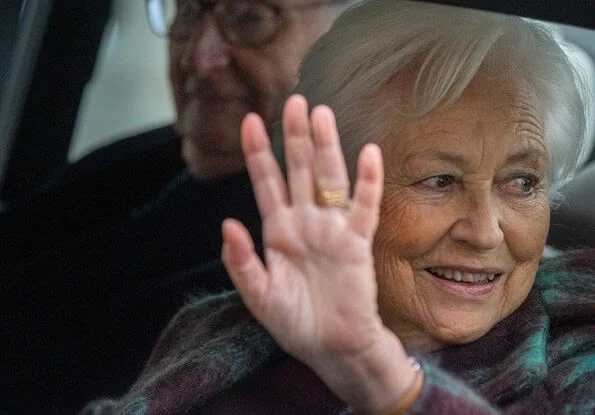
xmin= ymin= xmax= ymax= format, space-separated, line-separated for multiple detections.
xmin=181 ymin=15 xmax=230 ymax=76
xmin=450 ymin=191 xmax=504 ymax=251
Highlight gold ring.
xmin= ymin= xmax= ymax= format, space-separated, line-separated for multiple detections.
xmin=316 ymin=188 xmax=349 ymax=208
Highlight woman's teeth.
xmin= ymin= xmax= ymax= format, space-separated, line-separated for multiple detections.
xmin=427 ymin=267 xmax=496 ymax=283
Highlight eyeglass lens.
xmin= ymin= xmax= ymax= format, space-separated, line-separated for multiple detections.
xmin=166 ymin=0 xmax=282 ymax=47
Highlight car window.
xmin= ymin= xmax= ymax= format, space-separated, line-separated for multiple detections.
xmin=70 ymin=7 xmax=595 ymax=167
xmin=553 ymin=22 xmax=595 ymax=165
xmin=69 ymin=0 xmax=174 ymax=161
xmin=1 ymin=0 xmax=593 ymax=206
xmin=1 ymin=2 xmax=594 ymax=414
xmin=0 ymin=0 xmax=52 ymax=204
xmin=66 ymin=7 xmax=594 ymax=164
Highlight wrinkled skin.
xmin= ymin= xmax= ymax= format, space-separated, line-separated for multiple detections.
xmin=222 ymin=74 xmax=550 ymax=411
xmin=374 ymin=75 xmax=550 ymax=351
xmin=222 ymin=95 xmax=416 ymax=413
xmin=169 ymin=1 xmax=341 ymax=178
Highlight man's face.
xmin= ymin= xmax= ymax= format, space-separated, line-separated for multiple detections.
xmin=169 ymin=0 xmax=339 ymax=175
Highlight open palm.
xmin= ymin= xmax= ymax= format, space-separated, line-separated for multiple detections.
xmin=222 ymin=94 xmax=388 ymax=369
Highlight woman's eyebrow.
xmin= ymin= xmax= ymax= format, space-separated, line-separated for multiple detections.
xmin=403 ymin=150 xmax=467 ymax=166
xmin=503 ymin=148 xmax=549 ymax=166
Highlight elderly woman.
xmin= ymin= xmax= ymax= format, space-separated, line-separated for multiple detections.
xmin=86 ymin=1 xmax=594 ymax=414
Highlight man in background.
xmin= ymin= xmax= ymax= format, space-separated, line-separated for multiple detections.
xmin=3 ymin=1 xmax=357 ymax=413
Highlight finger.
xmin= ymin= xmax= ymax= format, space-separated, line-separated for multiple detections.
xmin=283 ymin=95 xmax=315 ymax=206
xmin=310 ymin=105 xmax=350 ymax=192
xmin=349 ymin=144 xmax=384 ymax=238
xmin=221 ymin=219 xmax=270 ymax=317
xmin=241 ymin=113 xmax=288 ymax=218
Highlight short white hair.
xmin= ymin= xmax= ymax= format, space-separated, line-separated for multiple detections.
xmin=287 ymin=0 xmax=589 ymax=202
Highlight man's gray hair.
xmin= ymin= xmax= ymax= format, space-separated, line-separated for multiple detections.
xmin=287 ymin=0 xmax=589 ymax=203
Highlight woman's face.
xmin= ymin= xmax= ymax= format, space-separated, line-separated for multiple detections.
xmin=373 ymin=75 xmax=550 ymax=351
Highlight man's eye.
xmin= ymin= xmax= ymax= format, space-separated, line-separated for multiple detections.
xmin=176 ymin=1 xmax=199 ymax=20
xmin=418 ymin=175 xmax=456 ymax=190
xmin=228 ymin=5 xmax=276 ymax=29
xmin=237 ymin=10 xmax=265 ymax=25
xmin=223 ymin=4 xmax=278 ymax=46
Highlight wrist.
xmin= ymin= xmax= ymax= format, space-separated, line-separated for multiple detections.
xmin=385 ymin=357 xmax=424 ymax=415
xmin=313 ymin=329 xmax=421 ymax=414
xmin=352 ymin=330 xmax=421 ymax=414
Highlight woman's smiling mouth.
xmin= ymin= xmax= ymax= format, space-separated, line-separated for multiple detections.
xmin=424 ymin=267 xmax=505 ymax=298
xmin=427 ymin=267 xmax=499 ymax=283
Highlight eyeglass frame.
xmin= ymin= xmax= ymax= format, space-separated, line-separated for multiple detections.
xmin=145 ymin=0 xmax=353 ymax=48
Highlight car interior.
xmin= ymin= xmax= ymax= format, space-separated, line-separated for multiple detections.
xmin=1 ymin=0 xmax=593 ymax=413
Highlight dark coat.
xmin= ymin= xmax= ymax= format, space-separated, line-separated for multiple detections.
xmin=2 ymin=126 xmax=262 ymax=414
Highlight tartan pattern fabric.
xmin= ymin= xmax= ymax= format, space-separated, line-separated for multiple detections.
xmin=81 ymin=250 xmax=594 ymax=414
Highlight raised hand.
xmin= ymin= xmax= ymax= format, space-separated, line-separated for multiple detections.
xmin=221 ymin=95 xmax=416 ymax=413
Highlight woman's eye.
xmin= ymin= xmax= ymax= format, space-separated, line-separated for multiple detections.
xmin=418 ymin=175 xmax=456 ymax=190
xmin=503 ymin=175 xmax=540 ymax=197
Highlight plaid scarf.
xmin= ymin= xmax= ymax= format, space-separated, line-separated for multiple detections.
xmin=80 ymin=249 xmax=595 ymax=415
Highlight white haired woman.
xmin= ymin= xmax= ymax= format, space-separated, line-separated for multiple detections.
xmin=87 ymin=1 xmax=593 ymax=414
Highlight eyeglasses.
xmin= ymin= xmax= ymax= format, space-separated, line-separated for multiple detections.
xmin=146 ymin=0 xmax=348 ymax=48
